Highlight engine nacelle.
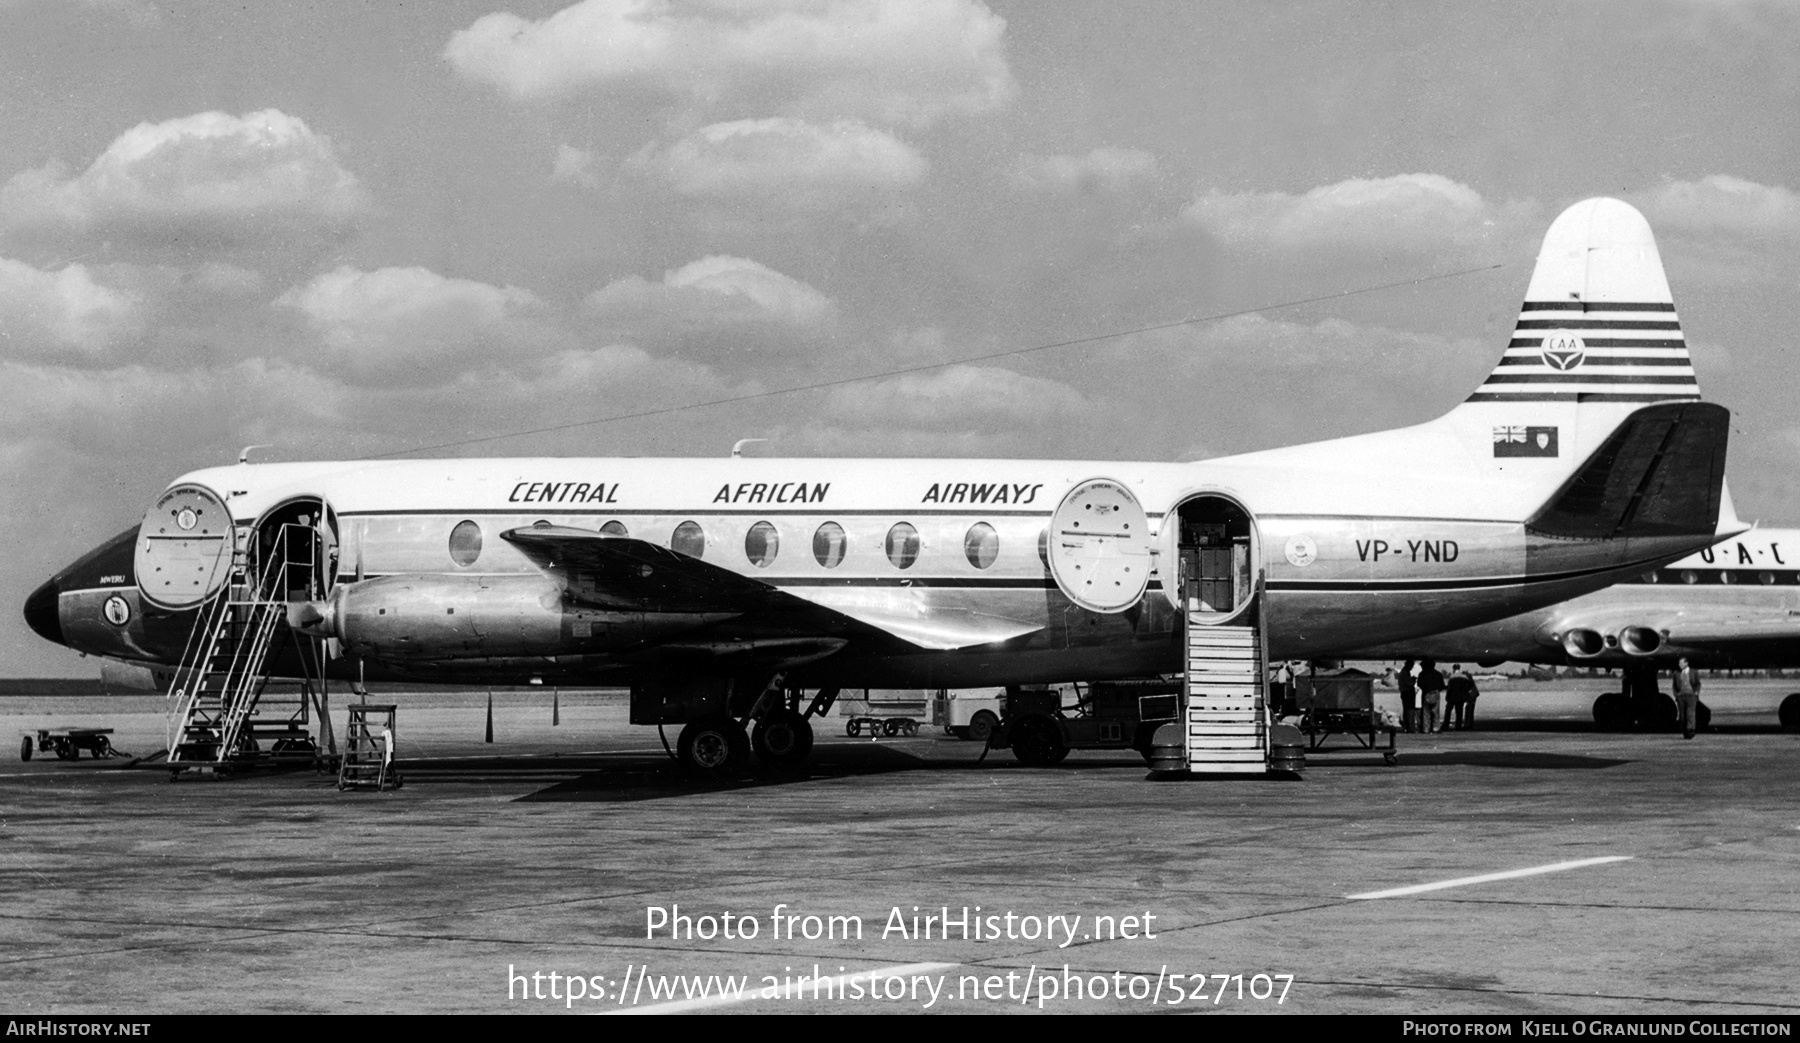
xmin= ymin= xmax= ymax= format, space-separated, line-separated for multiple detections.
xmin=1560 ymin=627 xmax=1606 ymax=658
xmin=291 ymin=574 xmax=737 ymax=661
xmin=1618 ymin=626 xmax=1664 ymax=657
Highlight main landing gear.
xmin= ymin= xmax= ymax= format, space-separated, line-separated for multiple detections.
xmin=1591 ymin=662 xmax=1709 ymax=731
xmin=667 ymin=684 xmax=838 ymax=777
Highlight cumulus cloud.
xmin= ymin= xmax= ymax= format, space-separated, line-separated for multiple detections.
xmin=444 ymin=0 xmax=1016 ymax=126
xmin=1010 ymin=147 xmax=1159 ymax=195
xmin=585 ymin=255 xmax=836 ymax=329
xmin=0 ymin=110 xmax=371 ymax=255
xmin=0 ymin=257 xmax=141 ymax=358
xmin=1181 ymin=173 xmax=1510 ymax=254
xmin=276 ymin=265 xmax=555 ymax=383
xmin=821 ymin=364 xmax=1085 ymax=430
xmin=638 ymin=118 xmax=926 ymax=210
xmin=1634 ymin=175 xmax=1800 ymax=237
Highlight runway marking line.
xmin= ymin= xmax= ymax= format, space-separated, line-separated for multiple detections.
xmin=1346 ymin=856 xmax=1633 ymax=900
xmin=603 ymin=961 xmax=960 ymax=1015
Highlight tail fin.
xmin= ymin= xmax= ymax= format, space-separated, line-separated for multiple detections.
xmin=1469 ymin=196 xmax=1700 ymax=406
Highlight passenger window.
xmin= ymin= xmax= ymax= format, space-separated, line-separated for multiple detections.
xmin=813 ymin=522 xmax=847 ymax=568
xmin=671 ymin=521 xmax=706 ymax=558
xmin=600 ymin=520 xmax=628 ymax=537
xmin=1680 ymin=570 xmax=1697 ymax=584
xmin=448 ymin=520 xmax=482 ymax=567
xmin=745 ymin=521 xmax=779 ymax=568
xmin=1719 ymin=570 xmax=1735 ymax=585
xmin=1759 ymin=571 xmax=1776 ymax=585
xmin=964 ymin=522 xmax=999 ymax=569
xmin=886 ymin=522 xmax=920 ymax=570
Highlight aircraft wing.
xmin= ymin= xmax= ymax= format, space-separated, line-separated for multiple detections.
xmin=1665 ymin=617 xmax=1800 ymax=648
xmin=500 ymin=525 xmax=1040 ymax=651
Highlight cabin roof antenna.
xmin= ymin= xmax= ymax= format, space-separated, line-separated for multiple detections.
xmin=238 ymin=445 xmax=272 ymax=465
xmin=731 ymin=438 xmax=767 ymax=459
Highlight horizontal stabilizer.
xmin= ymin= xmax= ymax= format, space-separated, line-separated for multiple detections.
xmin=1527 ymin=402 xmax=1728 ymax=540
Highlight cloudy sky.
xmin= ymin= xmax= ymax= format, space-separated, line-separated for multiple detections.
xmin=4 ymin=1 xmax=1798 ymax=676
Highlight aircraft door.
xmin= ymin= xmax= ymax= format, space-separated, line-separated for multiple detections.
xmin=252 ymin=498 xmax=339 ymax=602
xmin=1046 ymin=478 xmax=1152 ymax=613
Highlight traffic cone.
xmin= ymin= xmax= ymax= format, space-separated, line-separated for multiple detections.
xmin=485 ymin=692 xmax=494 ymax=744
xmin=552 ymin=688 xmax=560 ymax=727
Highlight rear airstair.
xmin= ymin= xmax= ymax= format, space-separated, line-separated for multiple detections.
xmin=167 ymin=521 xmax=335 ymax=778
xmin=1182 ymin=575 xmax=1271 ymax=774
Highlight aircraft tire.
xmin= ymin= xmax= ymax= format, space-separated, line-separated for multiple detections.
xmin=751 ymin=710 xmax=813 ymax=768
xmin=1778 ymin=693 xmax=1800 ymax=731
xmin=1646 ymin=693 xmax=1679 ymax=732
xmin=1009 ymin=715 xmax=1069 ymax=767
xmin=677 ymin=716 xmax=749 ymax=776
xmin=1592 ymin=692 xmax=1630 ymax=730
xmin=966 ymin=711 xmax=999 ymax=744
xmin=20 ymin=736 xmax=31 ymax=762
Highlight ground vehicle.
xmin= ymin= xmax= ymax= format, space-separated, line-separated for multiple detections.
xmin=992 ymin=679 xmax=1182 ymax=766
xmin=932 ymin=687 xmax=1005 ymax=742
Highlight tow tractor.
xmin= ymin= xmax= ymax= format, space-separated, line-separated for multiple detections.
xmin=989 ymin=679 xmax=1182 ymax=766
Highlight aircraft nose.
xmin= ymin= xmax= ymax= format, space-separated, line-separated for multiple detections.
xmin=23 ymin=577 xmax=63 ymax=647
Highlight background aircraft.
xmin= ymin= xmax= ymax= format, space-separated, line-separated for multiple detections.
xmin=24 ymin=199 xmax=1734 ymax=774
xmin=1350 ymin=526 xmax=1800 ymax=731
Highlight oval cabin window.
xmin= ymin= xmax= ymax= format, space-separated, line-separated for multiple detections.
xmin=448 ymin=520 xmax=483 ymax=567
xmin=813 ymin=522 xmax=847 ymax=568
xmin=886 ymin=522 xmax=920 ymax=570
xmin=745 ymin=521 xmax=780 ymax=568
xmin=671 ymin=521 xmax=706 ymax=558
xmin=600 ymin=520 xmax=628 ymax=537
xmin=964 ymin=522 xmax=999 ymax=569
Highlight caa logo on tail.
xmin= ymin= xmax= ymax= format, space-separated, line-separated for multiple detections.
xmin=1541 ymin=331 xmax=1587 ymax=371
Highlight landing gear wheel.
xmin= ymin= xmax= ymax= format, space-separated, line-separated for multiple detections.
xmin=751 ymin=710 xmax=814 ymax=768
xmin=1780 ymin=693 xmax=1800 ymax=731
xmin=20 ymin=736 xmax=31 ymax=762
xmin=1592 ymin=692 xmax=1630 ymax=730
xmin=677 ymin=715 xmax=749 ymax=777
xmin=1634 ymin=693 xmax=1678 ymax=732
xmin=966 ymin=711 xmax=999 ymax=744
xmin=1009 ymin=715 xmax=1068 ymax=766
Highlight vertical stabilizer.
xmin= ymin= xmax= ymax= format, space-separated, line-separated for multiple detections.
xmin=1468 ymin=197 xmax=1700 ymax=405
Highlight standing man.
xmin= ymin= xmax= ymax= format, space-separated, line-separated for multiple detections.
xmin=1446 ymin=666 xmax=1476 ymax=731
xmin=1673 ymin=657 xmax=1701 ymax=739
xmin=1418 ymin=659 xmax=1447 ymax=734
xmin=1398 ymin=660 xmax=1418 ymax=733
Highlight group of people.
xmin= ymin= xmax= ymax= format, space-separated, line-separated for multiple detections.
xmin=1396 ymin=659 xmax=1480 ymax=733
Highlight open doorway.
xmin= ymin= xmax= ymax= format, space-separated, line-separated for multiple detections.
xmin=252 ymin=498 xmax=338 ymax=603
xmin=1173 ymin=495 xmax=1255 ymax=620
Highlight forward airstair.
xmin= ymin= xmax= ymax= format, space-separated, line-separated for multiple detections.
xmin=167 ymin=521 xmax=335 ymax=778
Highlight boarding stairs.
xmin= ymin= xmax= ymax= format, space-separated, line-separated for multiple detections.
xmin=1182 ymin=578 xmax=1270 ymax=774
xmin=167 ymin=523 xmax=334 ymax=777
xmin=337 ymin=704 xmax=400 ymax=791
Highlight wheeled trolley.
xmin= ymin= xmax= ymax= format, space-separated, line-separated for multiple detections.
xmin=21 ymin=727 xmax=124 ymax=762
xmin=1293 ymin=675 xmax=1398 ymax=765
